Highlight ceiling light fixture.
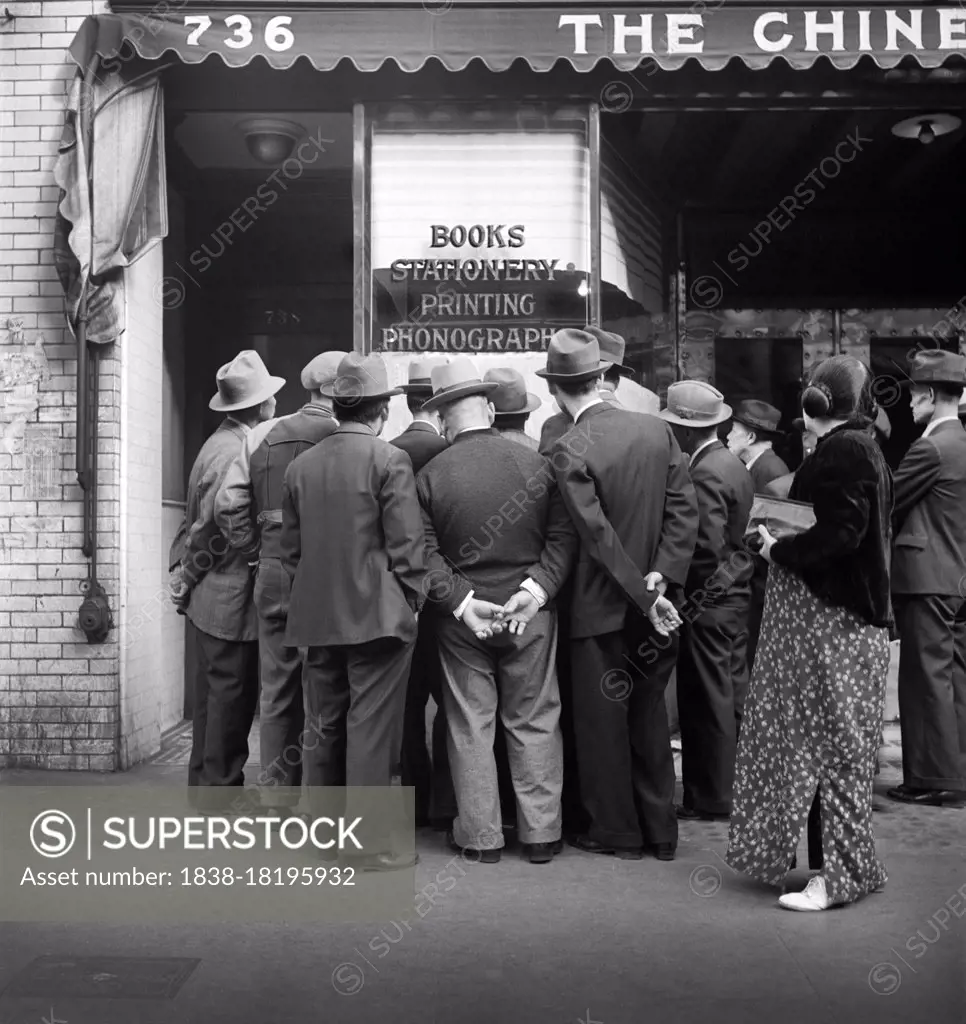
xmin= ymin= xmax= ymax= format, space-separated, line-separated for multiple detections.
xmin=891 ymin=113 xmax=961 ymax=145
xmin=236 ymin=118 xmax=306 ymax=165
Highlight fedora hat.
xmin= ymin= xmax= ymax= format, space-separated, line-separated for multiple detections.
xmin=905 ymin=350 xmax=966 ymax=387
xmin=485 ymin=368 xmax=541 ymax=417
xmin=660 ymin=380 xmax=732 ymax=428
xmin=423 ymin=356 xmax=500 ymax=412
xmin=210 ymin=350 xmax=285 ymax=412
xmin=300 ymin=351 xmax=344 ymax=393
xmin=732 ymin=399 xmax=783 ymax=438
xmin=585 ymin=326 xmax=634 ymax=378
xmin=536 ymin=329 xmax=612 ymax=383
xmin=400 ymin=356 xmax=449 ymax=395
xmin=320 ymin=352 xmax=403 ymax=401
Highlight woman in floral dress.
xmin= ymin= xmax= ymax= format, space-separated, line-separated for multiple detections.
xmin=726 ymin=355 xmax=894 ymax=911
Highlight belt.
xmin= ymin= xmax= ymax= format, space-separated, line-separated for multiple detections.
xmin=256 ymin=510 xmax=284 ymax=526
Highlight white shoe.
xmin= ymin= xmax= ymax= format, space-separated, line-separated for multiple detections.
xmin=778 ymin=874 xmax=832 ymax=911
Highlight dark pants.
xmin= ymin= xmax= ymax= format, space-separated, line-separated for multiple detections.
xmin=746 ymin=561 xmax=768 ymax=675
xmin=187 ymin=619 xmax=259 ymax=802
xmin=677 ymin=590 xmax=751 ymax=816
xmin=571 ymin=610 xmax=678 ymax=850
xmin=254 ymin=558 xmax=303 ymax=807
xmin=401 ymin=619 xmax=456 ymax=824
xmin=895 ymin=594 xmax=966 ymax=792
xmin=557 ymin=582 xmax=590 ymax=835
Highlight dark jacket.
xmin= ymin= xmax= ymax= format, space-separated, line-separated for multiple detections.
xmin=748 ymin=447 xmax=789 ymax=493
xmin=771 ymin=418 xmax=893 ymax=628
xmin=390 ymin=420 xmax=448 ymax=474
xmin=551 ymin=403 xmax=698 ymax=639
xmin=539 ymin=411 xmax=570 ymax=456
xmin=215 ymin=404 xmax=337 ymax=561
xmin=763 ymin=472 xmax=795 ymax=500
xmin=417 ymin=429 xmax=577 ymax=614
xmin=687 ymin=440 xmax=755 ymax=597
xmin=280 ymin=423 xmax=426 ymax=646
xmin=891 ymin=418 xmax=966 ymax=596
xmin=175 ymin=417 xmax=256 ymax=642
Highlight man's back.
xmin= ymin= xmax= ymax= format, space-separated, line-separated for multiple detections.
xmin=749 ymin=448 xmax=789 ymax=493
xmin=281 ymin=424 xmax=425 ymax=646
xmin=539 ymin=411 xmax=570 ymax=456
xmin=893 ymin=420 xmax=966 ymax=595
xmin=417 ymin=429 xmax=575 ymax=610
xmin=391 ymin=421 xmax=448 ymax=474
xmin=552 ymin=403 xmax=697 ymax=639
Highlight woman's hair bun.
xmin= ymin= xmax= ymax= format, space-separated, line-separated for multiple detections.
xmin=802 ymin=381 xmax=832 ymax=418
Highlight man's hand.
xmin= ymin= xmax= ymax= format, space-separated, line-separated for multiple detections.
xmin=169 ymin=567 xmax=191 ymax=616
xmin=647 ymin=594 xmax=682 ymax=637
xmin=501 ymin=590 xmax=541 ymax=636
xmin=461 ymin=598 xmax=507 ymax=640
xmin=643 ymin=571 xmax=667 ymax=597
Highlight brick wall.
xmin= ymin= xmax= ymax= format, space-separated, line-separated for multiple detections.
xmin=0 ymin=0 xmax=121 ymax=770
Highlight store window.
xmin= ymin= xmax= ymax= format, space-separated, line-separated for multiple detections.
xmin=365 ymin=107 xmax=593 ymax=355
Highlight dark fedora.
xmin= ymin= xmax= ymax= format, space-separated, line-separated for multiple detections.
xmin=423 ymin=356 xmax=500 ymax=412
xmin=399 ymin=356 xmax=449 ymax=395
xmin=485 ymin=368 xmax=541 ymax=418
xmin=320 ymin=352 xmax=403 ymax=401
xmin=732 ymin=399 xmax=783 ymax=438
xmin=536 ymin=329 xmax=612 ymax=383
xmin=905 ymin=350 xmax=966 ymax=387
xmin=585 ymin=326 xmax=634 ymax=378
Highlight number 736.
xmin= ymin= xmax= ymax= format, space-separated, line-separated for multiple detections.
xmin=184 ymin=14 xmax=295 ymax=52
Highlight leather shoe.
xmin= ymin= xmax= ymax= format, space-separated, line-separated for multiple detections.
xmin=567 ymin=835 xmax=643 ymax=860
xmin=650 ymin=843 xmax=675 ymax=861
xmin=887 ymin=785 xmax=966 ymax=807
xmin=345 ymin=850 xmax=419 ymax=872
xmin=676 ymin=805 xmax=729 ymax=822
xmin=447 ymin=831 xmax=501 ymax=863
xmin=526 ymin=840 xmax=563 ymax=864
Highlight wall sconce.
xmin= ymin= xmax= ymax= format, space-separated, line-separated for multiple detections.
xmin=236 ymin=118 xmax=306 ymax=165
xmin=891 ymin=113 xmax=961 ymax=145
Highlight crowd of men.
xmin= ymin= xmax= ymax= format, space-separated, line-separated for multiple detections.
xmin=170 ymin=328 xmax=966 ymax=872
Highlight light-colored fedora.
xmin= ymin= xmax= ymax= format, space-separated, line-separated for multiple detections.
xmin=400 ymin=356 xmax=450 ymax=395
xmin=209 ymin=350 xmax=285 ymax=412
xmin=300 ymin=351 xmax=344 ymax=392
xmin=485 ymin=368 xmax=541 ymax=417
xmin=423 ymin=356 xmax=500 ymax=412
xmin=660 ymin=380 xmax=733 ymax=428
xmin=536 ymin=328 xmax=612 ymax=383
xmin=585 ymin=325 xmax=634 ymax=378
xmin=320 ymin=352 xmax=403 ymax=401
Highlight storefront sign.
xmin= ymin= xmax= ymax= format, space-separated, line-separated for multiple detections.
xmin=375 ymin=225 xmax=583 ymax=353
xmin=82 ymin=6 xmax=966 ymax=73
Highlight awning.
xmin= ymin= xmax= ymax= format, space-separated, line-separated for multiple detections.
xmin=78 ymin=5 xmax=966 ymax=74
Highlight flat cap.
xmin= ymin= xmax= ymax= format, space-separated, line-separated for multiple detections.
xmin=301 ymin=351 xmax=345 ymax=392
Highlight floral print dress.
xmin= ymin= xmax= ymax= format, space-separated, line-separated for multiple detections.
xmin=726 ymin=562 xmax=890 ymax=905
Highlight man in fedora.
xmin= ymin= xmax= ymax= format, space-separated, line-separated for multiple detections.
xmin=486 ymin=367 xmax=541 ymax=450
xmin=727 ymin=400 xmax=789 ymax=493
xmin=889 ymin=350 xmax=966 ymax=808
xmin=280 ymin=353 xmax=426 ymax=870
xmin=661 ymin=380 xmax=754 ymax=822
xmin=543 ymin=329 xmax=697 ymax=861
xmin=417 ymin=356 xmax=577 ymax=864
xmin=213 ymin=350 xmax=342 ymax=815
xmin=171 ymin=350 xmax=285 ymax=809
xmin=727 ymin=399 xmax=790 ymax=671
xmin=539 ymin=325 xmax=651 ymax=454
xmin=391 ymin=357 xmax=455 ymax=830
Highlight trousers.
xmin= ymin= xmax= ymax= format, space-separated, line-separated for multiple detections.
xmin=571 ymin=609 xmax=678 ymax=850
xmin=187 ymin=620 xmax=259 ymax=804
xmin=437 ymin=609 xmax=562 ymax=849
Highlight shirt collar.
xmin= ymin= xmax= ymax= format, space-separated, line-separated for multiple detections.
xmin=574 ymin=397 xmax=605 ymax=423
xmin=923 ymin=415 xmax=960 ymax=437
xmin=412 ymin=418 xmax=441 ymax=436
xmin=455 ymin=425 xmax=492 ymax=438
xmin=690 ymin=437 xmax=718 ymax=466
xmin=226 ymin=415 xmax=253 ymax=436
xmin=743 ymin=442 xmax=771 ymax=470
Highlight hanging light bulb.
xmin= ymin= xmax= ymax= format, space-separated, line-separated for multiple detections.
xmin=892 ymin=112 xmax=961 ymax=144
xmin=918 ymin=121 xmax=935 ymax=145
xmin=577 ymin=279 xmax=590 ymax=298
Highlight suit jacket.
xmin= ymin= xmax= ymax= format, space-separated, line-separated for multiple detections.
xmin=892 ymin=419 xmax=966 ymax=596
xmin=748 ymin=447 xmax=789 ymax=493
xmin=687 ymin=440 xmax=755 ymax=597
xmin=417 ymin=428 xmax=577 ymax=614
xmin=176 ymin=418 xmax=256 ymax=642
xmin=602 ymin=382 xmax=661 ymax=417
xmin=551 ymin=403 xmax=698 ymax=639
xmin=763 ymin=471 xmax=794 ymax=499
xmin=539 ymin=411 xmax=570 ymax=456
xmin=496 ymin=425 xmax=539 ymax=451
xmin=280 ymin=422 xmax=426 ymax=646
xmin=390 ymin=421 xmax=448 ymax=474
